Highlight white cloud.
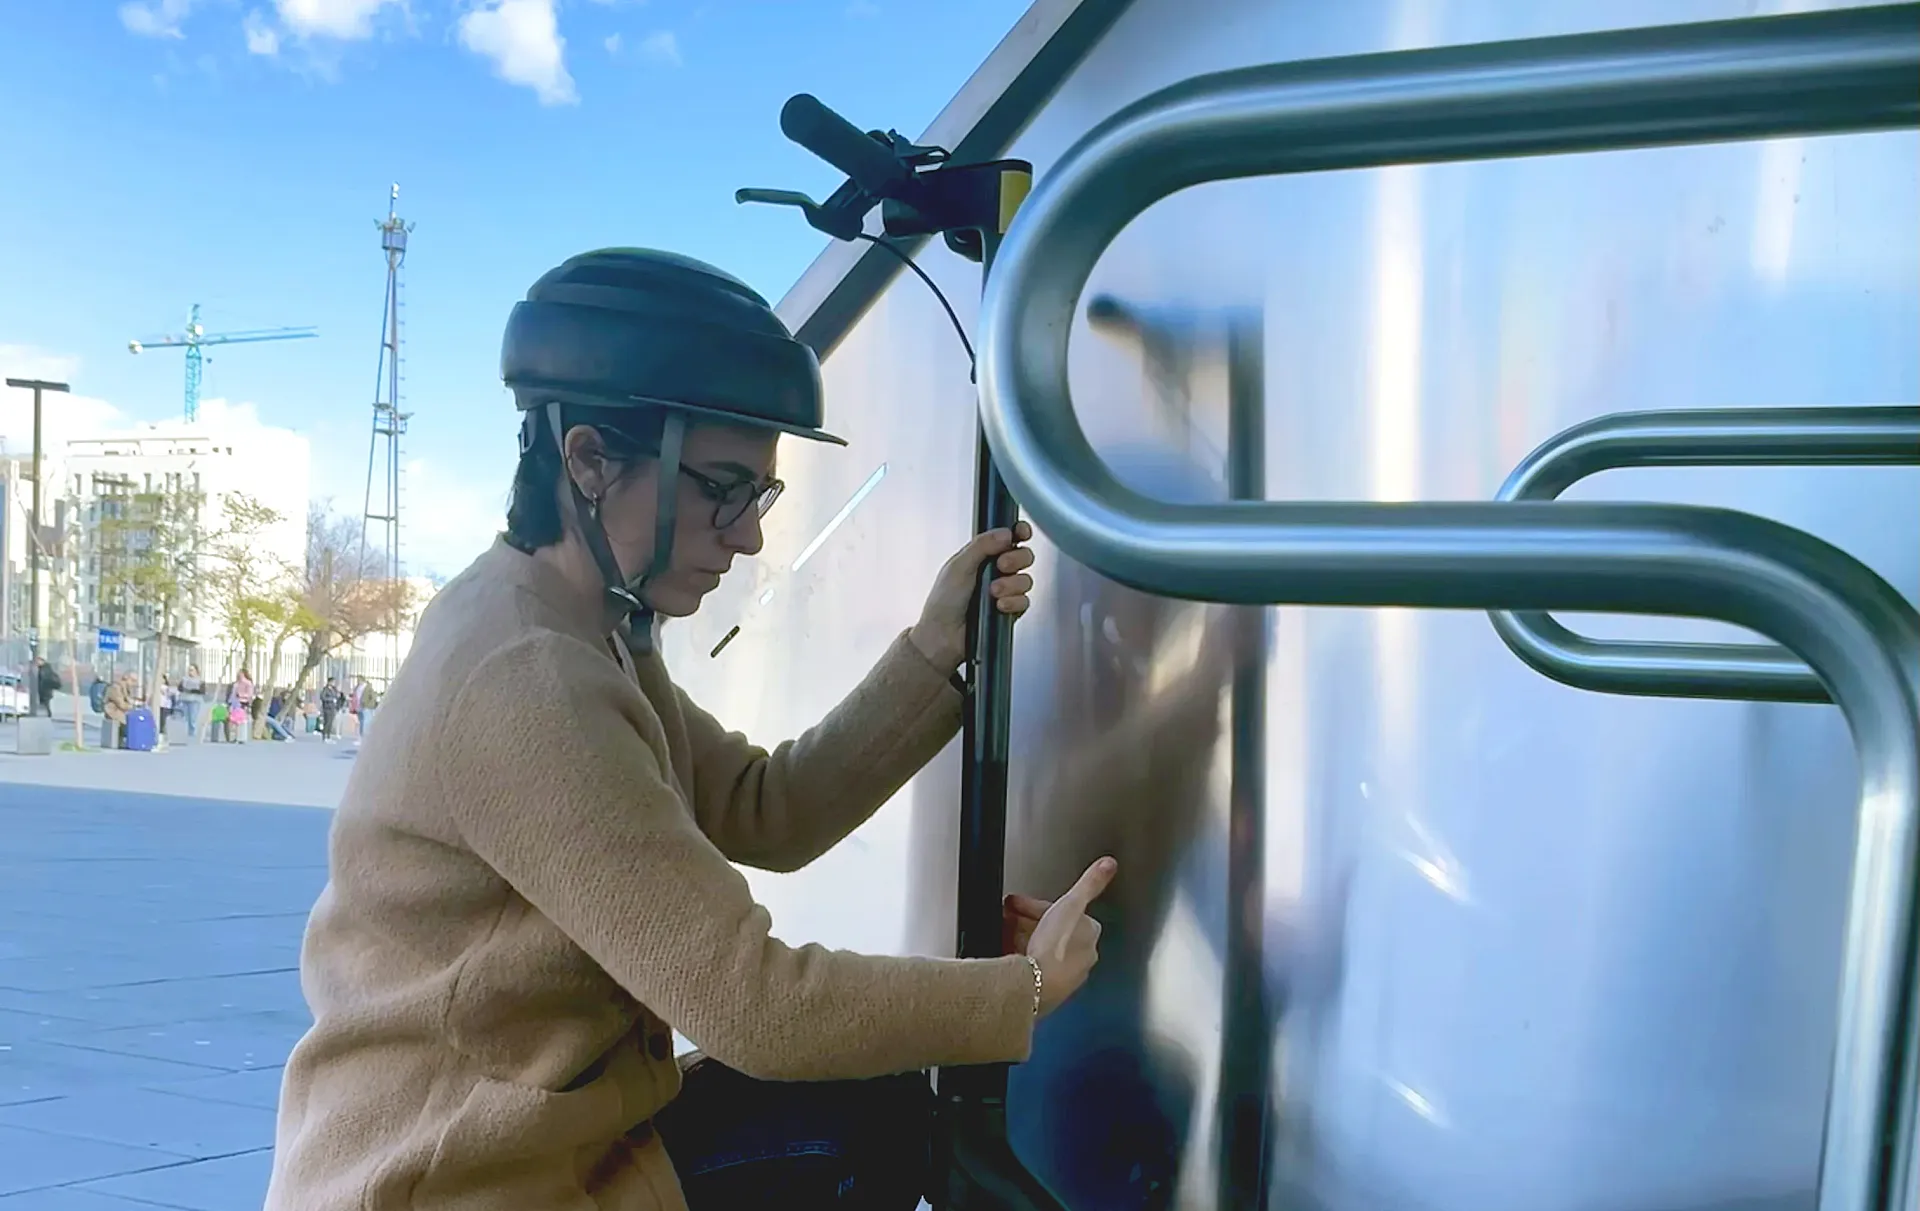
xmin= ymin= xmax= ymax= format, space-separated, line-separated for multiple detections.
xmin=119 ymin=0 xmax=195 ymax=39
xmin=458 ymin=0 xmax=578 ymax=106
xmin=273 ymin=0 xmax=401 ymax=40
xmin=0 ymin=345 xmax=81 ymax=389
xmin=604 ymin=31 xmax=621 ymax=55
xmin=244 ymin=10 xmax=281 ymax=55
xmin=0 ymin=348 xmax=128 ymax=453
xmin=638 ymin=29 xmax=679 ymax=66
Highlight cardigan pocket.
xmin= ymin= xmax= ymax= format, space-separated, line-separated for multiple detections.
xmin=414 ymin=1074 xmax=626 ymax=1210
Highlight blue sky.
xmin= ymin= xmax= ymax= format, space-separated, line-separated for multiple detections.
xmin=0 ymin=0 xmax=1030 ymax=577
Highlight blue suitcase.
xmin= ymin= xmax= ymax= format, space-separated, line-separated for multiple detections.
xmin=124 ymin=705 xmax=158 ymax=752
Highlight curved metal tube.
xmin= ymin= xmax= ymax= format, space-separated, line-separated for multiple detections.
xmin=1490 ymin=406 xmax=1920 ymax=703
xmin=974 ymin=8 xmax=1920 ymax=1211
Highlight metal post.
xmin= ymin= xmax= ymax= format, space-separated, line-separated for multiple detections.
xmin=951 ymin=224 xmax=1021 ymax=1110
xmin=8 ymin=377 xmax=70 ymax=712
xmin=1219 ymin=316 xmax=1270 ymax=1209
xmin=1 ymin=464 xmax=10 ymax=651
xmin=929 ymin=163 xmax=1075 ymax=1211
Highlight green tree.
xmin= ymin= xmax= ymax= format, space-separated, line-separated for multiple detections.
xmin=205 ymin=492 xmax=297 ymax=679
xmin=93 ymin=473 xmax=207 ymax=702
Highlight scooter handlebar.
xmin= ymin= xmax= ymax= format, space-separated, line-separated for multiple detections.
xmin=780 ymin=93 xmax=910 ymax=198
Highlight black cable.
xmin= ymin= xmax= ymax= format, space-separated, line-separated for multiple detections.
xmin=858 ymin=233 xmax=977 ymax=381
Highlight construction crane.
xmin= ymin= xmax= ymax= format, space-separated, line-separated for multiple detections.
xmin=129 ymin=303 xmax=318 ymax=423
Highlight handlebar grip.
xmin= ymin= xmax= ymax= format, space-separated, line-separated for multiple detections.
xmin=780 ymin=93 xmax=909 ymax=197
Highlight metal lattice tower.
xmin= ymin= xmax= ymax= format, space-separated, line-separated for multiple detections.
xmin=360 ymin=185 xmax=413 ymax=676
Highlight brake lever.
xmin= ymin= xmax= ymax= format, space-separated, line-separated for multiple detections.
xmin=733 ymin=187 xmax=867 ymax=242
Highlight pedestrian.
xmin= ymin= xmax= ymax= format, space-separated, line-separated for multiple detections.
xmin=157 ymin=675 xmax=175 ymax=739
xmin=353 ymin=677 xmax=378 ymax=740
xmin=264 ymin=248 xmax=1114 ymax=1211
xmin=230 ymin=669 xmax=254 ymax=745
xmin=178 ymin=664 xmax=205 ymax=741
xmin=33 ymin=656 xmax=59 ymax=716
xmin=266 ymin=691 xmax=295 ymax=741
xmin=100 ymin=673 xmax=131 ymax=750
xmin=318 ymin=677 xmax=343 ymax=742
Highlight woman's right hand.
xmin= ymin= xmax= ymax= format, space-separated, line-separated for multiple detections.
xmin=1009 ymin=857 xmax=1117 ymax=1017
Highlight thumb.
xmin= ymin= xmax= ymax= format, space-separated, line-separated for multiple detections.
xmin=1052 ymin=856 xmax=1117 ymax=917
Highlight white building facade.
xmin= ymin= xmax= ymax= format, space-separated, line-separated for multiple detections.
xmin=61 ymin=414 xmax=309 ymax=678
xmin=1 ymin=448 xmax=82 ymax=670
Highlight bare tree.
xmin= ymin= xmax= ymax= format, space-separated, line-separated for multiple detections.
xmin=284 ymin=502 xmax=413 ymax=698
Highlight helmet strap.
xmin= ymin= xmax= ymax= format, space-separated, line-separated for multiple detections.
xmin=546 ymin=402 xmax=685 ymax=656
xmin=633 ymin=413 xmax=686 ymax=655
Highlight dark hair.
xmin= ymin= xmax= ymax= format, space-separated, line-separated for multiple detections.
xmin=504 ymin=401 xmax=669 ymax=550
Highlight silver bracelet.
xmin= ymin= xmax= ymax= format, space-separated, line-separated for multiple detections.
xmin=1021 ymin=954 xmax=1042 ymax=1017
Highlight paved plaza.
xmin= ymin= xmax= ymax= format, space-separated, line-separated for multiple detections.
xmin=0 ymin=711 xmax=897 ymax=1209
xmin=0 ymin=729 xmax=352 ymax=1208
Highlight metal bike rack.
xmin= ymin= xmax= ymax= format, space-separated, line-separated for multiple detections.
xmin=973 ymin=7 xmax=1920 ymax=1211
xmin=1490 ymin=405 xmax=1920 ymax=703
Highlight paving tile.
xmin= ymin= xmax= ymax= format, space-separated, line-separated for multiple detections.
xmin=0 ymin=1185 xmax=164 ymax=1208
xmin=78 ymin=1147 xmax=275 ymax=1211
xmin=0 ymin=1005 xmax=92 ymax=1041
xmin=144 ymin=1067 xmax=285 ymax=1113
xmin=44 ymin=1011 xmax=307 ymax=1072
xmin=0 ymin=1041 xmax=225 ymax=1107
xmin=0 ymin=1087 xmax=277 ymax=1160
xmin=0 ymin=989 xmax=218 ymax=1033
xmin=3 ymin=767 xmax=336 ymax=1209
xmin=57 ymin=971 xmax=310 ymax=1023
xmin=0 ymin=1122 xmax=188 ymax=1197
xmin=0 ymin=956 xmax=298 ymax=996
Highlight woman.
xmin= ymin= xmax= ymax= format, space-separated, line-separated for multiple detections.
xmin=156 ymin=675 xmax=175 ymax=740
xmin=177 ymin=664 xmax=205 ymax=741
xmin=229 ymin=669 xmax=254 ymax=744
xmin=265 ymin=248 xmax=1115 ymax=1211
xmin=100 ymin=673 xmax=131 ymax=750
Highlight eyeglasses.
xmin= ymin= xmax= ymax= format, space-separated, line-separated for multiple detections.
xmin=590 ymin=426 xmax=783 ymax=530
xmin=680 ymin=465 xmax=784 ymax=530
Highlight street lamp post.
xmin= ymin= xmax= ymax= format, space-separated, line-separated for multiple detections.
xmin=6 ymin=377 xmax=71 ymax=714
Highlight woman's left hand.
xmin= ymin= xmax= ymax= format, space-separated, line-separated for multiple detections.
xmin=908 ymin=522 xmax=1036 ymax=671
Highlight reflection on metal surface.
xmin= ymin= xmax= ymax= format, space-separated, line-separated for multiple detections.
xmin=1386 ymin=1077 xmax=1447 ymax=1127
xmin=667 ymin=3 xmax=1920 ymax=1209
xmin=975 ymin=8 xmax=1920 ymax=1211
xmin=791 ymin=462 xmax=888 ymax=572
xmin=1003 ymin=440 xmax=1237 ymax=1211
xmin=1398 ymin=812 xmax=1470 ymax=905
xmin=1083 ymin=291 xmax=1278 ymax=1209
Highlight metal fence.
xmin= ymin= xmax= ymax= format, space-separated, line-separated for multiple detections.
xmin=3 ymin=633 xmax=401 ymax=702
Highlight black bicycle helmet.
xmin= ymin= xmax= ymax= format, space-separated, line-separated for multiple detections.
xmin=501 ymin=248 xmax=845 ymax=648
xmin=502 ymin=247 xmax=843 ymax=444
